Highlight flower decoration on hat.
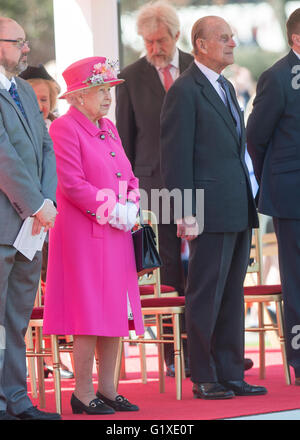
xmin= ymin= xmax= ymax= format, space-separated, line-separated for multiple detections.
xmin=83 ymin=59 xmax=120 ymax=86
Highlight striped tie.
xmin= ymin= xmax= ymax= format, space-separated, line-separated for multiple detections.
xmin=217 ymin=75 xmax=241 ymax=139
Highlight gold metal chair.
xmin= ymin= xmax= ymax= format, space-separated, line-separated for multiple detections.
xmin=244 ymin=217 xmax=291 ymax=384
xmin=115 ymin=210 xmax=185 ymax=400
xmin=25 ymin=280 xmax=62 ymax=413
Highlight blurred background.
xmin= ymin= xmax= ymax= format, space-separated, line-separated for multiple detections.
xmin=1 ymin=0 xmax=300 ymax=110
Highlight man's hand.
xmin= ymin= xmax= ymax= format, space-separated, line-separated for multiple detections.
xmin=176 ymin=216 xmax=199 ymax=241
xmin=32 ymin=200 xmax=57 ymax=235
xmin=31 ymin=216 xmax=44 ymax=236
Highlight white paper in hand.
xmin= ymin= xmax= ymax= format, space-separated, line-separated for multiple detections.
xmin=13 ymin=217 xmax=47 ymax=261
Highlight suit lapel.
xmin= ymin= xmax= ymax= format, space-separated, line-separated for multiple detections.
xmin=141 ymin=57 xmax=165 ymax=100
xmin=227 ymin=81 xmax=246 ymax=151
xmin=178 ymin=49 xmax=193 ymax=73
xmin=0 ymin=86 xmax=37 ymax=149
xmin=0 ymin=83 xmax=40 ymax=166
xmin=191 ymin=64 xmax=240 ymax=146
xmin=141 ymin=49 xmax=193 ymax=100
xmin=16 ymin=80 xmax=41 ymax=157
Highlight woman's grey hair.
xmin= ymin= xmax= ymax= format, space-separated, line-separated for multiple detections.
xmin=136 ymin=1 xmax=180 ymax=39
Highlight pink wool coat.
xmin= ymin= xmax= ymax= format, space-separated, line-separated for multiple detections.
xmin=43 ymin=106 xmax=144 ymax=336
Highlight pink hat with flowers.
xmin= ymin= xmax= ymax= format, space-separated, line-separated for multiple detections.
xmin=59 ymin=56 xmax=124 ymax=99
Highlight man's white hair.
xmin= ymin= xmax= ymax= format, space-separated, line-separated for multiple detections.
xmin=136 ymin=1 xmax=180 ymax=38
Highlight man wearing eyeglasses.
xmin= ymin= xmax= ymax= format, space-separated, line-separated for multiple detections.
xmin=0 ymin=17 xmax=59 ymax=420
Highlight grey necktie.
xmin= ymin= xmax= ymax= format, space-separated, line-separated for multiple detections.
xmin=217 ymin=75 xmax=241 ymax=139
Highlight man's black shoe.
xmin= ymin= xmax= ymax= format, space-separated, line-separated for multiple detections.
xmin=244 ymin=358 xmax=254 ymax=371
xmin=192 ymin=382 xmax=235 ymax=400
xmin=221 ymin=380 xmax=267 ymax=396
xmin=16 ymin=406 xmax=61 ymax=420
xmin=166 ymin=363 xmax=191 ymax=377
xmin=0 ymin=410 xmax=19 ymax=420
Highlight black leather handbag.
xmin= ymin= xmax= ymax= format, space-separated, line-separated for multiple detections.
xmin=132 ymin=213 xmax=162 ymax=276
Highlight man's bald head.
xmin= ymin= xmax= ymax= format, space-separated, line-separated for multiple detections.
xmin=191 ymin=16 xmax=229 ymax=56
xmin=0 ymin=18 xmax=29 ymax=78
xmin=191 ymin=15 xmax=235 ymax=73
xmin=0 ymin=17 xmax=18 ymax=37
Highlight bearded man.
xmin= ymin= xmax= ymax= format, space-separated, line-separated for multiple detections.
xmin=0 ymin=17 xmax=59 ymax=419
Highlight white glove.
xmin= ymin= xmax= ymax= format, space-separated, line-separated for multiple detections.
xmin=109 ymin=202 xmax=127 ymax=231
xmin=127 ymin=202 xmax=139 ymax=231
xmin=109 ymin=202 xmax=138 ymax=232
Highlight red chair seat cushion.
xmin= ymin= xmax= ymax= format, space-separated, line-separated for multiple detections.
xmin=141 ymin=296 xmax=185 ymax=308
xmin=30 ymin=307 xmax=44 ymax=319
xmin=139 ymin=284 xmax=176 ymax=296
xmin=244 ymin=284 xmax=282 ymax=296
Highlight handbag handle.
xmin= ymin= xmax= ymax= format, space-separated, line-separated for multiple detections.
xmin=138 ymin=208 xmax=145 ymax=227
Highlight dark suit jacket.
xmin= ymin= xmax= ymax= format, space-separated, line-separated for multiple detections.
xmin=247 ymin=50 xmax=300 ymax=219
xmin=160 ymin=61 xmax=258 ymax=232
xmin=115 ymin=50 xmax=193 ymax=198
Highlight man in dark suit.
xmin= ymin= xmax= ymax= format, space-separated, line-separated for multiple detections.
xmin=161 ymin=15 xmax=267 ymax=399
xmin=116 ymin=1 xmax=193 ymax=376
xmin=0 ymin=17 xmax=59 ymax=419
xmin=247 ymin=8 xmax=300 ymax=385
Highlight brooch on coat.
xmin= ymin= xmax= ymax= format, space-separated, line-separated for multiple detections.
xmin=108 ymin=129 xmax=116 ymax=140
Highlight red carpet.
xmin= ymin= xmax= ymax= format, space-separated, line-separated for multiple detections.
xmin=29 ymin=347 xmax=300 ymax=420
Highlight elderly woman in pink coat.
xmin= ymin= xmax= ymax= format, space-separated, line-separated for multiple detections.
xmin=43 ymin=57 xmax=144 ymax=415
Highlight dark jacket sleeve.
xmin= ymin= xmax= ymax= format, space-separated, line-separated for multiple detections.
xmin=246 ymin=69 xmax=285 ymax=183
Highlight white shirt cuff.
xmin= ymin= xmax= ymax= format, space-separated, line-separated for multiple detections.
xmin=33 ymin=199 xmax=53 ymax=215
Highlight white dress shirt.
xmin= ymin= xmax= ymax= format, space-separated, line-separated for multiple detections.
xmin=0 ymin=71 xmax=16 ymax=91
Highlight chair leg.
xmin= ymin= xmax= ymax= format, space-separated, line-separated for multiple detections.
xmin=257 ymin=302 xmax=265 ymax=379
xmin=138 ymin=339 xmax=147 ymax=384
xmin=156 ymin=315 xmax=165 ymax=393
xmin=51 ymin=335 xmax=62 ymax=414
xmin=25 ymin=328 xmax=38 ymax=399
xmin=181 ymin=351 xmax=186 ymax=381
xmin=276 ymin=299 xmax=291 ymax=385
xmin=114 ymin=338 xmax=123 ymax=391
xmin=35 ymin=327 xmax=46 ymax=408
xmin=120 ymin=343 xmax=126 ymax=380
xmin=95 ymin=350 xmax=99 ymax=376
xmin=65 ymin=335 xmax=75 ymax=372
xmin=173 ymin=313 xmax=182 ymax=400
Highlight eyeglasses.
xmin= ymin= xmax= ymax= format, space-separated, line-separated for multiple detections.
xmin=0 ymin=38 xmax=29 ymax=49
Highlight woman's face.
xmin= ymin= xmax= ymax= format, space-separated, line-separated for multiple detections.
xmin=32 ymin=81 xmax=51 ymax=120
xmin=81 ymin=84 xmax=112 ymax=122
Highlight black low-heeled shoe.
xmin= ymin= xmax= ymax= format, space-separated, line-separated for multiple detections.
xmin=96 ymin=391 xmax=139 ymax=411
xmin=70 ymin=393 xmax=115 ymax=415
